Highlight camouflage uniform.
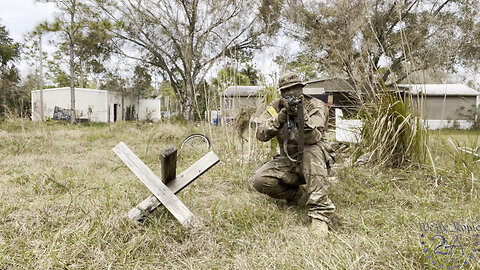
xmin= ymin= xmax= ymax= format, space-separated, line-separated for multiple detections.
xmin=252 ymin=95 xmax=335 ymax=224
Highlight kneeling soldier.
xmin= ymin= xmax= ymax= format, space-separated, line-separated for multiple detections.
xmin=252 ymin=73 xmax=335 ymax=237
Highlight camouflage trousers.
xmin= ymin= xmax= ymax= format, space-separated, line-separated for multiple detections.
xmin=252 ymin=143 xmax=335 ymax=224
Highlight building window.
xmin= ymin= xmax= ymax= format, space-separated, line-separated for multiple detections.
xmin=224 ymin=98 xmax=234 ymax=110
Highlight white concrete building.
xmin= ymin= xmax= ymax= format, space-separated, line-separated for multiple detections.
xmin=31 ymin=87 xmax=161 ymax=122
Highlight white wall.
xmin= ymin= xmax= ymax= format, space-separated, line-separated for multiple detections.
xmin=138 ymin=98 xmax=161 ymax=121
xmin=335 ymin=109 xmax=362 ymax=143
xmin=31 ymin=88 xmax=107 ymax=122
xmin=423 ymin=119 xmax=475 ymax=130
xmin=32 ymin=88 xmax=163 ymax=122
xmin=107 ymin=91 xmax=123 ymax=122
xmin=332 ymin=109 xmax=476 ymax=141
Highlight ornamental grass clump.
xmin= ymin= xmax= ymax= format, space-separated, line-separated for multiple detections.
xmin=354 ymin=84 xmax=428 ymax=167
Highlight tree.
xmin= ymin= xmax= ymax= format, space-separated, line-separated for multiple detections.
xmin=26 ymin=22 xmax=50 ymax=120
xmin=0 ymin=24 xmax=21 ymax=118
xmin=285 ymin=0 xmax=480 ymax=87
xmin=95 ymin=0 xmax=281 ymax=122
xmin=130 ymin=65 xmax=153 ymax=98
xmin=211 ymin=66 xmax=251 ymax=91
xmin=28 ymin=24 xmax=113 ymax=90
xmin=130 ymin=65 xmax=153 ymax=120
xmin=240 ymin=64 xmax=261 ymax=85
xmin=157 ymin=80 xmax=177 ymax=116
xmin=45 ymin=50 xmax=71 ymax=87
xmin=100 ymin=70 xmax=128 ymax=120
xmin=38 ymin=0 xmax=90 ymax=124
xmin=274 ymin=54 xmax=323 ymax=81
xmin=72 ymin=20 xmax=113 ymax=87
xmin=195 ymin=79 xmax=217 ymax=121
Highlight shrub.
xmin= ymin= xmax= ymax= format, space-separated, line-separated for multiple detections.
xmin=354 ymin=84 xmax=428 ymax=167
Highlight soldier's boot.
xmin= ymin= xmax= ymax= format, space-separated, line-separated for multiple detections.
xmin=310 ymin=219 xmax=329 ymax=237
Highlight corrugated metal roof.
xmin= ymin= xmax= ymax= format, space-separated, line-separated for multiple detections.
xmin=222 ymin=86 xmax=264 ymax=97
xmin=304 ymin=78 xmax=359 ymax=94
xmin=31 ymin=87 xmax=108 ymax=94
xmin=397 ymin=84 xmax=480 ymax=96
xmin=305 ymin=78 xmax=329 ymax=84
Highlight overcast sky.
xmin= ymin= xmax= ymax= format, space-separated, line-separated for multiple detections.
xmin=0 ymin=1 xmax=56 ymax=42
xmin=0 ymin=0 xmax=291 ymax=83
xmin=0 ymin=0 xmax=57 ymax=75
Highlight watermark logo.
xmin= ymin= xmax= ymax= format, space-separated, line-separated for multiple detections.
xmin=419 ymin=221 xmax=479 ymax=268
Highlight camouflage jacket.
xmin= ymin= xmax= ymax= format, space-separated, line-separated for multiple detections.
xmin=256 ymin=95 xmax=329 ymax=156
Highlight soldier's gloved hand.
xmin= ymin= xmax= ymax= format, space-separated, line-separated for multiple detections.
xmin=279 ymin=98 xmax=289 ymax=109
xmin=277 ymin=108 xmax=288 ymax=125
xmin=286 ymin=105 xmax=297 ymax=116
xmin=280 ymin=97 xmax=298 ymax=115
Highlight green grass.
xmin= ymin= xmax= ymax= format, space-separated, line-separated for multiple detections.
xmin=0 ymin=120 xmax=479 ymax=269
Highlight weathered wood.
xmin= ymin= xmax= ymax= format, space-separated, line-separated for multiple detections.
xmin=160 ymin=147 xmax=177 ymax=184
xmin=113 ymin=142 xmax=195 ymax=226
xmin=128 ymin=151 xmax=220 ymax=222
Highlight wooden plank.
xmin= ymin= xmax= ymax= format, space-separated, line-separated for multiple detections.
xmin=128 ymin=151 xmax=220 ymax=222
xmin=160 ymin=147 xmax=177 ymax=184
xmin=112 ymin=142 xmax=195 ymax=226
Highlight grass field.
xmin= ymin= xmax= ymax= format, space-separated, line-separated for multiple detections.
xmin=1 ymin=119 xmax=480 ymax=269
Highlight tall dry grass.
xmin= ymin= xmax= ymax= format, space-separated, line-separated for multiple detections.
xmin=353 ymin=84 xmax=428 ymax=167
xmin=1 ymin=119 xmax=480 ymax=269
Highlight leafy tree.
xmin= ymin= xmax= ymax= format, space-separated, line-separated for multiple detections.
xmin=0 ymin=26 xmax=21 ymax=66
xmin=34 ymin=24 xmax=47 ymax=119
xmin=240 ymin=64 xmax=261 ymax=85
xmin=195 ymin=80 xmax=218 ymax=121
xmin=157 ymin=80 xmax=177 ymax=116
xmin=37 ymin=0 xmax=91 ymax=124
xmin=28 ymin=29 xmax=112 ymax=90
xmin=274 ymin=54 xmax=323 ymax=81
xmin=211 ymin=66 xmax=251 ymax=91
xmin=24 ymin=24 xmax=55 ymax=88
xmin=100 ymin=70 xmax=131 ymax=120
xmin=22 ymin=22 xmax=53 ymax=120
xmin=15 ymin=74 xmax=39 ymax=118
xmin=0 ymin=24 xmax=21 ymax=118
xmin=100 ymin=70 xmax=127 ymax=93
xmin=45 ymin=50 xmax=70 ymax=87
xmin=285 ymin=0 xmax=480 ymax=87
xmin=130 ymin=65 xmax=153 ymax=98
xmin=72 ymin=20 xmax=113 ymax=87
xmin=130 ymin=65 xmax=154 ymax=120
xmin=95 ymin=0 xmax=281 ymax=122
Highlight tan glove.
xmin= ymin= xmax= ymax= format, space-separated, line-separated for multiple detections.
xmin=271 ymin=108 xmax=288 ymax=129
xmin=277 ymin=108 xmax=288 ymax=125
xmin=280 ymin=97 xmax=299 ymax=115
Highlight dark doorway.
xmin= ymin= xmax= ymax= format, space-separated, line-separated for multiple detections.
xmin=113 ymin=104 xmax=118 ymax=122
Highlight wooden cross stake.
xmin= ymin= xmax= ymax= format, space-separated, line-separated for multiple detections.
xmin=112 ymin=142 xmax=219 ymax=225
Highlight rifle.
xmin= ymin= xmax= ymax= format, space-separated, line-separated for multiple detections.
xmin=281 ymin=94 xmax=305 ymax=165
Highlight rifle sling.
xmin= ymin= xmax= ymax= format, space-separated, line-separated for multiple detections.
xmin=296 ymin=100 xmax=305 ymax=166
